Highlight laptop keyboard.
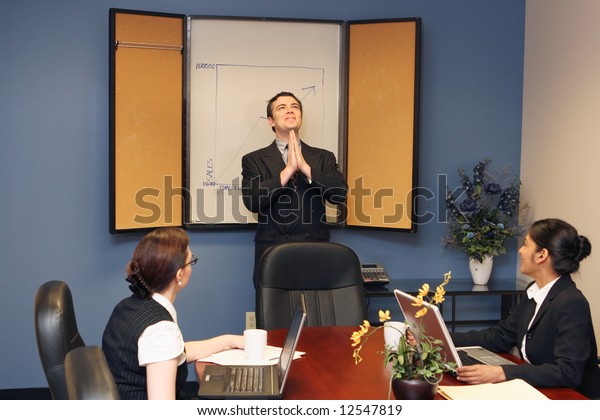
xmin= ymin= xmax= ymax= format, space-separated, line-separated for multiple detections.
xmin=225 ymin=367 xmax=264 ymax=393
xmin=457 ymin=349 xmax=481 ymax=366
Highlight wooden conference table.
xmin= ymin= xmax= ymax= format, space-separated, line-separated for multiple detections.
xmin=196 ymin=326 xmax=586 ymax=400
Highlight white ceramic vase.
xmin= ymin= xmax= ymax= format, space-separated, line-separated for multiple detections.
xmin=469 ymin=255 xmax=494 ymax=285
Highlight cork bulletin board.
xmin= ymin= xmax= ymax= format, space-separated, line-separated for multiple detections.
xmin=346 ymin=19 xmax=421 ymax=231
xmin=109 ymin=9 xmax=185 ymax=233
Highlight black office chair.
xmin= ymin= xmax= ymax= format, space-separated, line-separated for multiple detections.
xmin=255 ymin=242 xmax=367 ymax=330
xmin=34 ymin=280 xmax=85 ymax=399
xmin=65 ymin=346 xmax=120 ymax=400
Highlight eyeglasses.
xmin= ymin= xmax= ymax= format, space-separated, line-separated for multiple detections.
xmin=182 ymin=255 xmax=198 ymax=268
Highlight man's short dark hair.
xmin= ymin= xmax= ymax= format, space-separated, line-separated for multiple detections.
xmin=266 ymin=91 xmax=303 ymax=119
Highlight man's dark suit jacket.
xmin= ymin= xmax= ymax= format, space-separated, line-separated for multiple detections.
xmin=451 ymin=275 xmax=600 ymax=399
xmin=241 ymin=140 xmax=348 ymax=264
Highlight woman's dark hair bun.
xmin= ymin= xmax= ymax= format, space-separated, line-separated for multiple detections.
xmin=125 ymin=261 xmax=150 ymax=298
xmin=575 ymin=235 xmax=592 ymax=262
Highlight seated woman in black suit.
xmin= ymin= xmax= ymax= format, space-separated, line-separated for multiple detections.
xmin=102 ymin=227 xmax=244 ymax=399
xmin=451 ymin=218 xmax=600 ymax=399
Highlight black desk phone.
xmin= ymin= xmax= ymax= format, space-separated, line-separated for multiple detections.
xmin=361 ymin=263 xmax=390 ymax=285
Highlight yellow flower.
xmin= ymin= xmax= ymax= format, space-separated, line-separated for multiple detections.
xmin=351 ymin=322 xmax=370 ymax=345
xmin=432 ymin=271 xmax=451 ymax=304
xmin=417 ymin=283 xmax=430 ymax=298
xmin=443 ymin=271 xmax=452 ymax=285
xmin=350 ymin=331 xmax=363 ymax=347
xmin=351 ymin=320 xmax=376 ymax=364
xmin=411 ymin=294 xmax=424 ymax=307
xmin=378 ymin=310 xmax=391 ymax=322
xmin=415 ymin=307 xmax=428 ymax=318
xmin=433 ymin=286 xmax=446 ymax=304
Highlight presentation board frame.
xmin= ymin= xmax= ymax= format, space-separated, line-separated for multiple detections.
xmin=109 ymin=9 xmax=421 ymax=233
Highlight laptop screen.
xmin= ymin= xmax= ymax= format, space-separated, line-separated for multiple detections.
xmin=277 ymin=295 xmax=307 ymax=392
xmin=394 ymin=289 xmax=462 ymax=366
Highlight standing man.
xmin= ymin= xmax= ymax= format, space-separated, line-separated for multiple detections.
xmin=241 ymin=91 xmax=348 ymax=285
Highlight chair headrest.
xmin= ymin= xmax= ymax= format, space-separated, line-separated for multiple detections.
xmin=34 ymin=280 xmax=85 ymax=399
xmin=257 ymin=242 xmax=363 ymax=289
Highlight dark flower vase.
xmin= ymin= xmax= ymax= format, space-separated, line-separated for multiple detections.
xmin=391 ymin=378 xmax=438 ymax=400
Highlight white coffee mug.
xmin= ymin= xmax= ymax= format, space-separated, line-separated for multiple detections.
xmin=243 ymin=329 xmax=267 ymax=361
xmin=383 ymin=321 xmax=406 ymax=351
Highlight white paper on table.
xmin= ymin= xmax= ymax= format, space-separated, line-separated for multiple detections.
xmin=438 ymin=379 xmax=549 ymax=400
xmin=197 ymin=345 xmax=305 ymax=366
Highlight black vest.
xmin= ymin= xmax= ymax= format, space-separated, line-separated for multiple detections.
xmin=102 ymin=294 xmax=188 ymax=399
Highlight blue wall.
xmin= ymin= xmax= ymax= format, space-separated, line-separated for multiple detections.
xmin=0 ymin=0 xmax=525 ymax=388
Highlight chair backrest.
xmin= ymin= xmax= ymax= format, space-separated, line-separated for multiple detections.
xmin=65 ymin=346 xmax=120 ymax=400
xmin=34 ymin=280 xmax=85 ymax=399
xmin=255 ymin=242 xmax=367 ymax=329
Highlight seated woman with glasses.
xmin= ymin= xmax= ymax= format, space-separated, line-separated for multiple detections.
xmin=102 ymin=227 xmax=244 ymax=399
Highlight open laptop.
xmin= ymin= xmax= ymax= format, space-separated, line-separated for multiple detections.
xmin=197 ymin=296 xmax=307 ymax=399
xmin=394 ymin=289 xmax=515 ymax=371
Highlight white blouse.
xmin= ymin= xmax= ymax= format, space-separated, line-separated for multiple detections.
xmin=137 ymin=293 xmax=186 ymax=367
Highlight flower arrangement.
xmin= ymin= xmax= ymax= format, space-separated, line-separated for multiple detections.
xmin=351 ymin=272 xmax=456 ymax=392
xmin=444 ymin=158 xmax=523 ymax=263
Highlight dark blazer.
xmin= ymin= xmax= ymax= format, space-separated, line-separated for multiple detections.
xmin=451 ymin=275 xmax=600 ymax=399
xmin=241 ymin=140 xmax=348 ymax=247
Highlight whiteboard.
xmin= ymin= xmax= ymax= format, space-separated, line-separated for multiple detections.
xmin=186 ymin=17 xmax=343 ymax=225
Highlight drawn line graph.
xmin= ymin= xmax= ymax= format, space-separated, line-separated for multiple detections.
xmin=211 ymin=64 xmax=326 ymax=185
